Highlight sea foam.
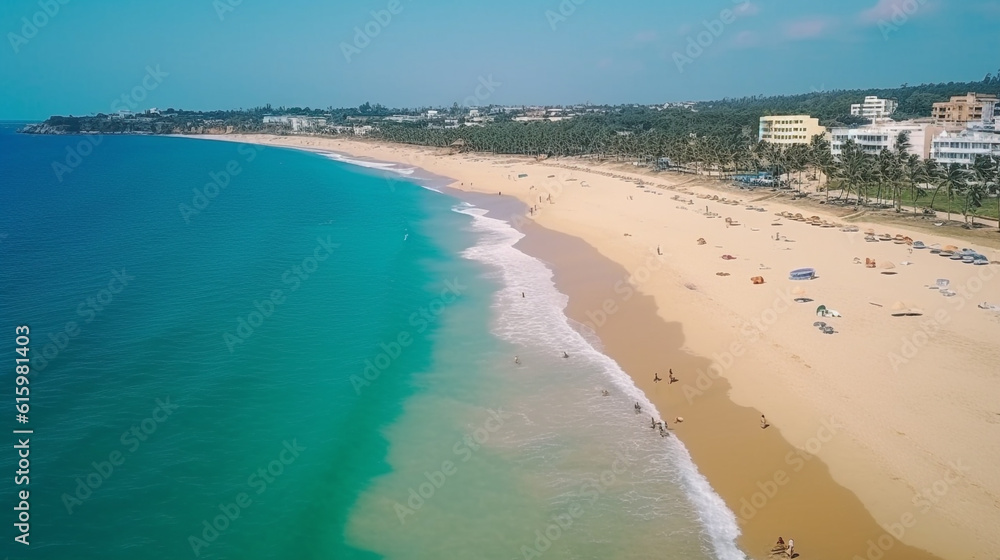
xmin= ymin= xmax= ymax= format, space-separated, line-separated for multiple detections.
xmin=456 ymin=205 xmax=747 ymax=560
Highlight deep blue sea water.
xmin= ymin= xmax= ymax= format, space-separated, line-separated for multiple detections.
xmin=0 ymin=125 xmax=745 ymax=560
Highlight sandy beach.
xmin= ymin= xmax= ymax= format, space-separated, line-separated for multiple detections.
xmin=188 ymin=134 xmax=1000 ymax=560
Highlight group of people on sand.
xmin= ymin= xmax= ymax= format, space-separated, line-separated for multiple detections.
xmin=774 ymin=537 xmax=795 ymax=557
xmin=653 ymin=369 xmax=678 ymax=384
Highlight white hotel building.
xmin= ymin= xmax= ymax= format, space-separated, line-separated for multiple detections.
xmin=930 ymin=129 xmax=1000 ymax=165
xmin=830 ymin=121 xmax=944 ymax=159
xmin=850 ymin=96 xmax=898 ymax=122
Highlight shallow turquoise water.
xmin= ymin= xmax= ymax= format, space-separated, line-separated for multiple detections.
xmin=0 ymin=128 xmax=744 ymax=560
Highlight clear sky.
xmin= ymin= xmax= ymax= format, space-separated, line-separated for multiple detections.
xmin=1 ymin=0 xmax=997 ymax=119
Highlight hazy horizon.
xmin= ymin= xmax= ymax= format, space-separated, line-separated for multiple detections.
xmin=2 ymin=0 xmax=998 ymax=119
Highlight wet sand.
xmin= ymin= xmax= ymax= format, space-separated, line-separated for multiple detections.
xmin=180 ymin=134 xmax=1000 ymax=560
xmin=512 ymin=217 xmax=942 ymax=560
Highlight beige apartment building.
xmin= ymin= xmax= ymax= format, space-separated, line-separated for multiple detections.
xmin=931 ymin=93 xmax=998 ymax=125
xmin=758 ymin=115 xmax=827 ymax=145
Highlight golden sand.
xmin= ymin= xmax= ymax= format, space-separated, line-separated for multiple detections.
xmin=189 ymin=134 xmax=1000 ymax=560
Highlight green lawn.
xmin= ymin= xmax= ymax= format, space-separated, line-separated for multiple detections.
xmin=819 ymin=181 xmax=1000 ymax=222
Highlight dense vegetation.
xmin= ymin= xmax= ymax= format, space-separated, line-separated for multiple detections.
xmin=22 ymin=74 xmax=1000 ymax=225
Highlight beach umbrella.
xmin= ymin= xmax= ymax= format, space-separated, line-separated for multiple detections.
xmin=943 ymin=245 xmax=959 ymax=252
xmin=890 ymin=302 xmax=923 ymax=316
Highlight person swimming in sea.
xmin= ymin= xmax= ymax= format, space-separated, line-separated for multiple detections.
xmin=562 ymin=351 xmax=569 ymax=358
xmin=634 ymin=402 xmax=642 ymax=413
xmin=514 ymin=355 xmax=520 ymax=365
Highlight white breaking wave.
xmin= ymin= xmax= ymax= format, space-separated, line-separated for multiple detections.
xmin=455 ymin=205 xmax=747 ymax=560
xmin=318 ymin=152 xmax=416 ymax=176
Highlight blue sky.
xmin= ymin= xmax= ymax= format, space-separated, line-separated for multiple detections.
xmin=1 ymin=0 xmax=998 ymax=119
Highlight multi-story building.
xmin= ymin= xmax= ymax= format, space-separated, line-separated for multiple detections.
xmin=830 ymin=120 xmax=944 ymax=159
xmin=758 ymin=115 xmax=827 ymax=145
xmin=850 ymin=96 xmax=898 ymax=122
xmin=931 ymin=93 xmax=998 ymax=126
xmin=262 ymin=115 xmax=327 ymax=131
xmin=930 ymin=129 xmax=1000 ymax=166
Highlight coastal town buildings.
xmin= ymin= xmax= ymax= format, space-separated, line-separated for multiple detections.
xmin=758 ymin=115 xmax=826 ymax=145
xmin=262 ymin=115 xmax=327 ymax=131
xmin=830 ymin=120 xmax=945 ymax=159
xmin=850 ymin=96 xmax=898 ymax=122
xmin=931 ymin=92 xmax=998 ymax=125
xmin=930 ymin=129 xmax=1000 ymax=165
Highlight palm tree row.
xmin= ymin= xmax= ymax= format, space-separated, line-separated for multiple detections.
xmin=360 ymin=122 xmax=998 ymax=227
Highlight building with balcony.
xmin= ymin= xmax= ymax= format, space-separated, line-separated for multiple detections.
xmin=850 ymin=96 xmax=898 ymax=122
xmin=830 ymin=120 xmax=944 ymax=159
xmin=931 ymin=93 xmax=998 ymax=126
xmin=930 ymin=130 xmax=1000 ymax=166
xmin=758 ymin=115 xmax=826 ymax=145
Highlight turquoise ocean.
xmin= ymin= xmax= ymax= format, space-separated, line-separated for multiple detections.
xmin=0 ymin=125 xmax=746 ymax=560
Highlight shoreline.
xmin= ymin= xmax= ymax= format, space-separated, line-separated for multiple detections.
xmin=175 ymin=133 xmax=1000 ymax=560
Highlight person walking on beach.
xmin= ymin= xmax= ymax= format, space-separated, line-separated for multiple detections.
xmin=668 ymin=369 xmax=678 ymax=384
xmin=761 ymin=415 xmax=769 ymax=429
xmin=787 ymin=538 xmax=794 ymax=557
xmin=651 ymin=417 xmax=657 ymax=429
xmin=653 ymin=372 xmax=662 ymax=383
xmin=634 ymin=402 xmax=642 ymax=413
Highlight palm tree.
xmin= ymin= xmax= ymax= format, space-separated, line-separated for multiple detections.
xmin=962 ymin=180 xmax=986 ymax=226
xmin=904 ymin=154 xmax=926 ymax=214
xmin=933 ymin=163 xmax=968 ymax=221
xmin=837 ymin=140 xmax=867 ymax=206
xmin=971 ymin=155 xmax=998 ymax=228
